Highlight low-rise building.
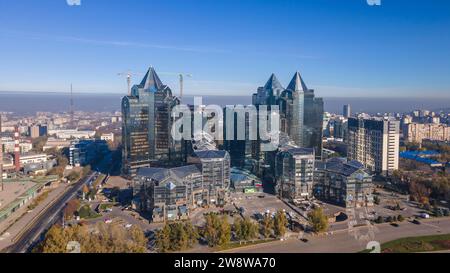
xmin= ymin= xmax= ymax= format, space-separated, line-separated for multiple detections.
xmin=275 ymin=147 xmax=315 ymax=201
xmin=314 ymin=158 xmax=374 ymax=208
xmin=133 ymin=165 xmax=204 ymax=222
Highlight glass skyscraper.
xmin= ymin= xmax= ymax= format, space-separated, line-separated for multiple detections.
xmin=122 ymin=67 xmax=182 ymax=177
xmin=279 ymin=72 xmax=324 ymax=158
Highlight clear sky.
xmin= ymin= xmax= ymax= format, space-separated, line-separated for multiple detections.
xmin=0 ymin=0 xmax=449 ymax=97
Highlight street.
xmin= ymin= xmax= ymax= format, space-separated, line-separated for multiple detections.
xmin=224 ymin=217 xmax=450 ymax=253
xmin=4 ymin=172 xmax=98 ymax=253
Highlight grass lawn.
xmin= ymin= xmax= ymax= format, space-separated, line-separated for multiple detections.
xmin=366 ymin=233 xmax=450 ymax=253
xmin=216 ymin=238 xmax=277 ymax=251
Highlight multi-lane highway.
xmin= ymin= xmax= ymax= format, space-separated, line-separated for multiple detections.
xmin=5 ymin=172 xmax=98 ymax=253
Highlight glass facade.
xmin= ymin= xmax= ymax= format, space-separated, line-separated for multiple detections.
xmin=122 ymin=68 xmax=182 ymax=177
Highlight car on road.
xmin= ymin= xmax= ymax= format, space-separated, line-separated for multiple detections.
xmin=390 ymin=223 xmax=399 ymax=227
xmin=104 ymin=218 xmax=113 ymax=224
xmin=300 ymin=238 xmax=309 ymax=243
xmin=412 ymin=219 xmax=421 ymax=225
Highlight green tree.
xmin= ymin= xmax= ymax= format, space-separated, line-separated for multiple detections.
xmin=155 ymin=224 xmax=171 ymax=253
xmin=273 ymin=211 xmax=288 ymax=238
xmin=307 ymin=207 xmax=329 ymax=233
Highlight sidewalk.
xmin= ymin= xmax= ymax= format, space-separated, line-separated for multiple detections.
xmin=0 ymin=183 xmax=70 ymax=251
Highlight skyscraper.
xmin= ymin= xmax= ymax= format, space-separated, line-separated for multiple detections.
xmin=343 ymin=104 xmax=351 ymax=118
xmin=122 ymin=67 xmax=182 ymax=177
xmin=279 ymin=72 xmax=324 ymax=158
xmin=347 ymin=115 xmax=400 ymax=176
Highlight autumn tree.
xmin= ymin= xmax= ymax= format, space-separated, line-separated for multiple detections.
xmin=203 ymin=214 xmax=231 ymax=247
xmin=234 ymin=217 xmax=259 ymax=243
xmin=273 ymin=211 xmax=288 ymax=238
xmin=308 ymin=207 xmax=329 ymax=233
xmin=64 ymin=199 xmax=80 ymax=220
xmin=261 ymin=214 xmax=273 ymax=239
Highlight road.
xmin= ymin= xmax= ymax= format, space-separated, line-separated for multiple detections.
xmin=224 ymin=217 xmax=450 ymax=253
xmin=5 ymin=172 xmax=98 ymax=253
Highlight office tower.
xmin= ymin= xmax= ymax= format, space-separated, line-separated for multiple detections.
xmin=347 ymin=115 xmax=400 ymax=176
xmin=275 ymin=146 xmax=315 ymax=201
xmin=251 ymin=74 xmax=284 ymax=174
xmin=122 ymin=67 xmax=182 ymax=177
xmin=279 ymin=72 xmax=324 ymax=158
xmin=343 ymin=104 xmax=351 ymax=118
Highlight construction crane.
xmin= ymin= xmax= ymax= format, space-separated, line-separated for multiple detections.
xmin=159 ymin=72 xmax=192 ymax=101
xmin=118 ymin=71 xmax=142 ymax=96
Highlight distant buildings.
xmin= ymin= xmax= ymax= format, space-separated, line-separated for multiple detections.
xmin=48 ymin=129 xmax=95 ymax=139
xmin=100 ymin=132 xmax=115 ymax=142
xmin=122 ymin=67 xmax=182 ymax=177
xmin=28 ymin=124 xmax=47 ymax=139
xmin=404 ymin=122 xmax=450 ymax=143
xmin=343 ymin=104 xmax=351 ymax=118
xmin=314 ymin=158 xmax=374 ymax=208
xmin=347 ymin=115 xmax=400 ymax=175
xmin=275 ymin=146 xmax=315 ymax=201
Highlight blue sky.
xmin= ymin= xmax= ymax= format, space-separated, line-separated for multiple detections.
xmin=0 ymin=0 xmax=449 ymax=97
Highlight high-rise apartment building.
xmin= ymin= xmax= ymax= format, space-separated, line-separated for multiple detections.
xmin=122 ymin=67 xmax=182 ymax=177
xmin=347 ymin=116 xmax=400 ymax=176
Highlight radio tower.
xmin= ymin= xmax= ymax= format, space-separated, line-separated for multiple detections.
xmin=14 ymin=126 xmax=20 ymax=172
xmin=70 ymin=84 xmax=74 ymax=125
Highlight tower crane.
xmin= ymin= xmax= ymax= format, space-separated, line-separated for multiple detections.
xmin=118 ymin=71 xmax=142 ymax=96
xmin=159 ymin=72 xmax=192 ymax=101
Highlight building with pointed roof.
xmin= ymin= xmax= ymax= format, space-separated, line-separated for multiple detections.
xmin=122 ymin=67 xmax=183 ymax=177
xmin=279 ymin=72 xmax=324 ymax=158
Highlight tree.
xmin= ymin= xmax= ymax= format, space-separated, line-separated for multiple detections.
xmin=397 ymin=215 xmax=405 ymax=222
xmin=64 ymin=199 xmax=80 ymax=220
xmin=37 ymin=222 xmax=147 ymax=253
xmin=155 ymin=225 xmax=171 ymax=253
xmin=234 ymin=217 xmax=258 ymax=242
xmin=67 ymin=171 xmax=80 ymax=182
xmin=261 ymin=214 xmax=273 ymax=239
xmin=203 ymin=214 xmax=231 ymax=247
xmin=307 ymin=207 xmax=329 ymax=233
xmin=273 ymin=211 xmax=288 ymax=238
xmin=38 ymin=225 xmax=69 ymax=253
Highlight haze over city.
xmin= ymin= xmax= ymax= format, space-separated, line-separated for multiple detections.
xmin=1 ymin=0 xmax=450 ymax=97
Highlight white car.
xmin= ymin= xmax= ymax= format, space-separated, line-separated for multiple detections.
xmin=125 ymin=224 xmax=133 ymax=229
xmin=104 ymin=219 xmax=113 ymax=224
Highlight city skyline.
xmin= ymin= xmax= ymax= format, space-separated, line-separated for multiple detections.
xmin=1 ymin=0 xmax=450 ymax=97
